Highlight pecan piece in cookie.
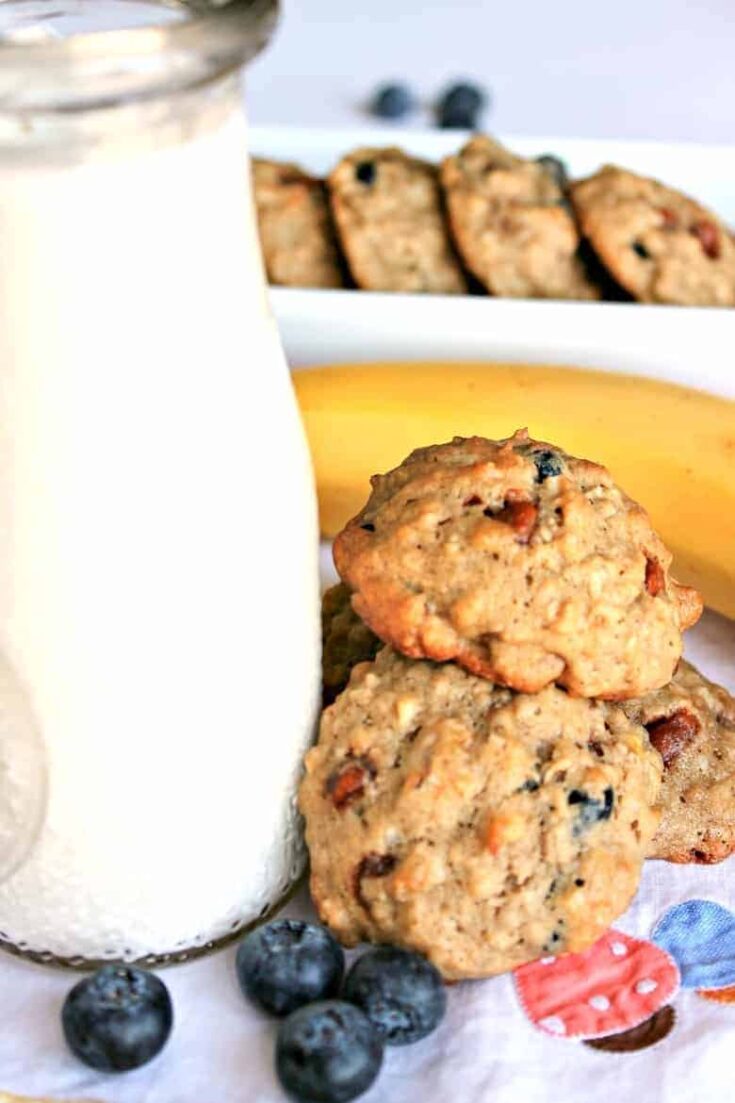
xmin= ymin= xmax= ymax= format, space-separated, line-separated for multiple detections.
xmin=692 ymin=219 xmax=720 ymax=260
xmin=492 ymin=496 xmax=538 ymax=544
xmin=645 ymin=556 xmax=666 ymax=597
xmin=645 ymin=709 xmax=701 ymax=767
xmin=326 ymin=757 xmax=376 ymax=810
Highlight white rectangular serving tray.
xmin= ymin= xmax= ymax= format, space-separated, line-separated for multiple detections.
xmin=252 ymin=125 xmax=735 ymax=399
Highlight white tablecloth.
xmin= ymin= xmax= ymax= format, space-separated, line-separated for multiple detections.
xmin=1 ymin=550 xmax=733 ymax=1103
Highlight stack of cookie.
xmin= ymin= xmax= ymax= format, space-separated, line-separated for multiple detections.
xmin=299 ymin=431 xmax=735 ymax=981
xmin=252 ymin=135 xmax=735 ymax=307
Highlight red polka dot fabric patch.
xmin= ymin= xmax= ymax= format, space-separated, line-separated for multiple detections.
xmin=513 ymin=930 xmax=680 ymax=1040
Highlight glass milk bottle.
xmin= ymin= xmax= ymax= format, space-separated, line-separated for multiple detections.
xmin=0 ymin=0 xmax=320 ymax=964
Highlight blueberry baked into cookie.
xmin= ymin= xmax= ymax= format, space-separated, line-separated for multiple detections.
xmin=440 ymin=135 xmax=599 ymax=300
xmin=623 ymin=661 xmax=735 ymax=864
xmin=333 ymin=431 xmax=702 ymax=699
xmin=570 ymin=165 xmax=735 ymax=306
xmin=327 ymin=147 xmax=467 ymax=294
xmin=251 ymin=158 xmax=345 ymax=289
xmin=300 ymin=647 xmax=662 ymax=980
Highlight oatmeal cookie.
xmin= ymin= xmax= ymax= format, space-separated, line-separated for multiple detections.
xmin=322 ymin=583 xmax=381 ymax=704
xmin=251 ymin=158 xmax=345 ymax=288
xmin=440 ymin=135 xmax=599 ymax=300
xmin=333 ymin=431 xmax=702 ymax=699
xmin=327 ymin=147 xmax=467 ymax=293
xmin=570 ymin=165 xmax=735 ymax=306
xmin=623 ymin=660 xmax=735 ymax=863
xmin=300 ymin=647 xmax=662 ymax=980
xmin=320 ymin=604 xmax=735 ymax=865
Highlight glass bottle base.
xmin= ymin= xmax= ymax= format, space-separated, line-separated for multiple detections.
xmin=0 ymin=874 xmax=305 ymax=971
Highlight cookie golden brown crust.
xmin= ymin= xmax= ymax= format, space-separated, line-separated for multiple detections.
xmin=571 ymin=165 xmax=735 ymax=306
xmin=327 ymin=147 xmax=467 ymax=294
xmin=322 ymin=584 xmax=381 ymax=705
xmin=440 ymin=135 xmax=599 ymax=300
xmin=251 ymin=158 xmax=345 ymax=289
xmin=623 ymin=660 xmax=735 ymax=864
xmin=300 ymin=648 xmax=661 ymax=980
xmin=333 ymin=432 xmax=701 ymax=700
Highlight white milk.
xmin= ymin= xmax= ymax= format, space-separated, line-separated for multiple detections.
xmin=0 ymin=89 xmax=320 ymax=960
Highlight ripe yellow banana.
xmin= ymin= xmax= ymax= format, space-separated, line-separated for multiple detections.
xmin=293 ymin=361 xmax=735 ymax=620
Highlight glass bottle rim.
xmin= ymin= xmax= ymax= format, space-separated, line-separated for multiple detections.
xmin=0 ymin=0 xmax=278 ymax=111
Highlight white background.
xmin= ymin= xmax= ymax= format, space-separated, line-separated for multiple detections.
xmin=247 ymin=0 xmax=735 ymax=143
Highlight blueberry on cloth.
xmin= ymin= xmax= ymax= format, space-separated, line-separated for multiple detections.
xmin=236 ymin=919 xmax=345 ymax=1017
xmin=276 ymin=1000 xmax=383 ymax=1103
xmin=343 ymin=946 xmax=446 ymax=1045
xmin=370 ymin=83 xmax=414 ymax=120
xmin=62 ymin=965 xmax=173 ymax=1072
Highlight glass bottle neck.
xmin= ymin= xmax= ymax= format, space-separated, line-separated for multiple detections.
xmin=0 ymin=68 xmax=245 ymax=165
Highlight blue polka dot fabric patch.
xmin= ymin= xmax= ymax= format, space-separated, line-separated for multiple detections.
xmin=652 ymin=899 xmax=735 ymax=990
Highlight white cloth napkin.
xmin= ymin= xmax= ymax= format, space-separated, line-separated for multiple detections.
xmin=0 ymin=551 xmax=732 ymax=1103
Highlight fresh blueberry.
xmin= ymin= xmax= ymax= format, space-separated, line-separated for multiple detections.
xmin=436 ymin=81 xmax=488 ymax=129
xmin=276 ymin=1000 xmax=383 ymax=1103
xmin=236 ymin=919 xmax=345 ymax=1017
xmin=568 ymin=787 xmax=614 ymax=835
xmin=439 ymin=81 xmax=486 ymax=115
xmin=62 ymin=965 xmax=173 ymax=1072
xmin=536 ymin=154 xmax=569 ymax=191
xmin=343 ymin=946 xmax=446 ymax=1046
xmin=370 ymin=83 xmax=414 ymax=120
xmin=532 ymin=449 xmax=564 ymax=482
